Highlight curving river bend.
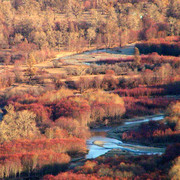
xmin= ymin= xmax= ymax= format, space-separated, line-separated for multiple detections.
xmin=86 ymin=115 xmax=166 ymax=159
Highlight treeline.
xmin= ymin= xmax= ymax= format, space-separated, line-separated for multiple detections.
xmin=122 ymin=120 xmax=180 ymax=144
xmin=123 ymin=96 xmax=175 ymax=118
xmin=141 ymin=53 xmax=180 ymax=65
xmin=87 ymin=52 xmax=180 ymax=66
xmin=0 ymin=152 xmax=70 ymax=179
xmin=0 ymin=138 xmax=86 ymax=155
xmin=136 ymin=37 xmax=180 ymax=56
xmin=74 ymin=71 xmax=179 ymax=93
xmin=0 ymin=41 xmax=55 ymax=66
xmin=115 ymin=87 xmax=164 ymax=97
xmin=0 ymin=88 xmax=125 ymax=144
xmin=4 ymin=89 xmax=125 ymax=126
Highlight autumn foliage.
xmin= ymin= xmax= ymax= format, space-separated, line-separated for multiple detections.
xmin=122 ymin=120 xmax=180 ymax=144
xmin=136 ymin=37 xmax=180 ymax=56
xmin=123 ymin=96 xmax=175 ymax=118
xmin=0 ymin=138 xmax=86 ymax=178
xmin=165 ymin=101 xmax=180 ymax=130
xmin=45 ymin=152 xmax=180 ymax=180
xmin=0 ymin=0 xmax=179 ymax=179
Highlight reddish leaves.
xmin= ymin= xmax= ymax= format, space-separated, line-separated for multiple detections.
xmin=122 ymin=120 xmax=180 ymax=145
xmin=115 ymin=87 xmax=165 ymax=97
xmin=54 ymin=97 xmax=91 ymax=125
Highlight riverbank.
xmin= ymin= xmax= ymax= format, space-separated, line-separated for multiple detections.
xmin=107 ymin=114 xmax=177 ymax=148
xmin=86 ymin=114 xmax=166 ymax=159
xmin=107 ymin=114 xmax=164 ymax=138
xmin=90 ymin=113 xmax=164 ymax=134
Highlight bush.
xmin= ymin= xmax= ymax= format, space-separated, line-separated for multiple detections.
xmin=169 ymin=157 xmax=180 ymax=180
xmin=54 ymin=97 xmax=91 ymax=126
xmin=166 ymin=101 xmax=180 ymax=130
xmin=0 ymin=105 xmax=40 ymax=142
xmin=83 ymin=90 xmax=125 ymax=123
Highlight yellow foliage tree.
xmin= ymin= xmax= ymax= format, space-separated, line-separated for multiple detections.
xmin=169 ymin=156 xmax=180 ymax=180
xmin=26 ymin=53 xmax=37 ymax=83
xmin=83 ymin=90 xmax=125 ymax=122
xmin=166 ymin=101 xmax=180 ymax=130
xmin=134 ymin=47 xmax=141 ymax=65
xmin=0 ymin=105 xmax=40 ymax=142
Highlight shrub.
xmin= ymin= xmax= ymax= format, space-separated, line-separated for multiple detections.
xmin=166 ymin=101 xmax=180 ymax=130
xmin=169 ymin=157 xmax=180 ymax=180
xmin=54 ymin=97 xmax=91 ymax=126
xmin=55 ymin=117 xmax=90 ymax=138
xmin=83 ymin=90 xmax=125 ymax=122
xmin=0 ymin=105 xmax=40 ymax=142
xmin=39 ymin=88 xmax=74 ymax=104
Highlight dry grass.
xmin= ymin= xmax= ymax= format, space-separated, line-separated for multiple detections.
xmin=0 ymin=44 xmax=137 ymax=95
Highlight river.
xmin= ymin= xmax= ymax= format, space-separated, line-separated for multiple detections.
xmin=86 ymin=115 xmax=165 ymax=159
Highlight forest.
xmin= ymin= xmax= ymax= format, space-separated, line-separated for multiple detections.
xmin=0 ymin=0 xmax=179 ymax=179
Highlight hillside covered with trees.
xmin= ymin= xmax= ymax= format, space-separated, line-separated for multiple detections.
xmin=0 ymin=0 xmax=179 ymax=56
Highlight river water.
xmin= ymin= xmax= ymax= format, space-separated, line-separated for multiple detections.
xmin=86 ymin=115 xmax=165 ymax=159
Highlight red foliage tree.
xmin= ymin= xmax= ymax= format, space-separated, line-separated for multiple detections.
xmin=54 ymin=97 xmax=91 ymax=125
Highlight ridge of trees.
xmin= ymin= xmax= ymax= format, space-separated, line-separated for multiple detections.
xmin=0 ymin=0 xmax=179 ymax=58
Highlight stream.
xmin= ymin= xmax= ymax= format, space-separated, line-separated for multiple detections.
xmin=86 ymin=115 xmax=165 ymax=159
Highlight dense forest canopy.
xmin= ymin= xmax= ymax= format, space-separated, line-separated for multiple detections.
xmin=0 ymin=0 xmax=179 ymax=51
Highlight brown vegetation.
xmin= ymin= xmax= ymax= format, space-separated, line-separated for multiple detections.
xmin=122 ymin=101 xmax=180 ymax=145
xmin=0 ymin=0 xmax=179 ymax=179
xmin=45 ymin=144 xmax=180 ymax=180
